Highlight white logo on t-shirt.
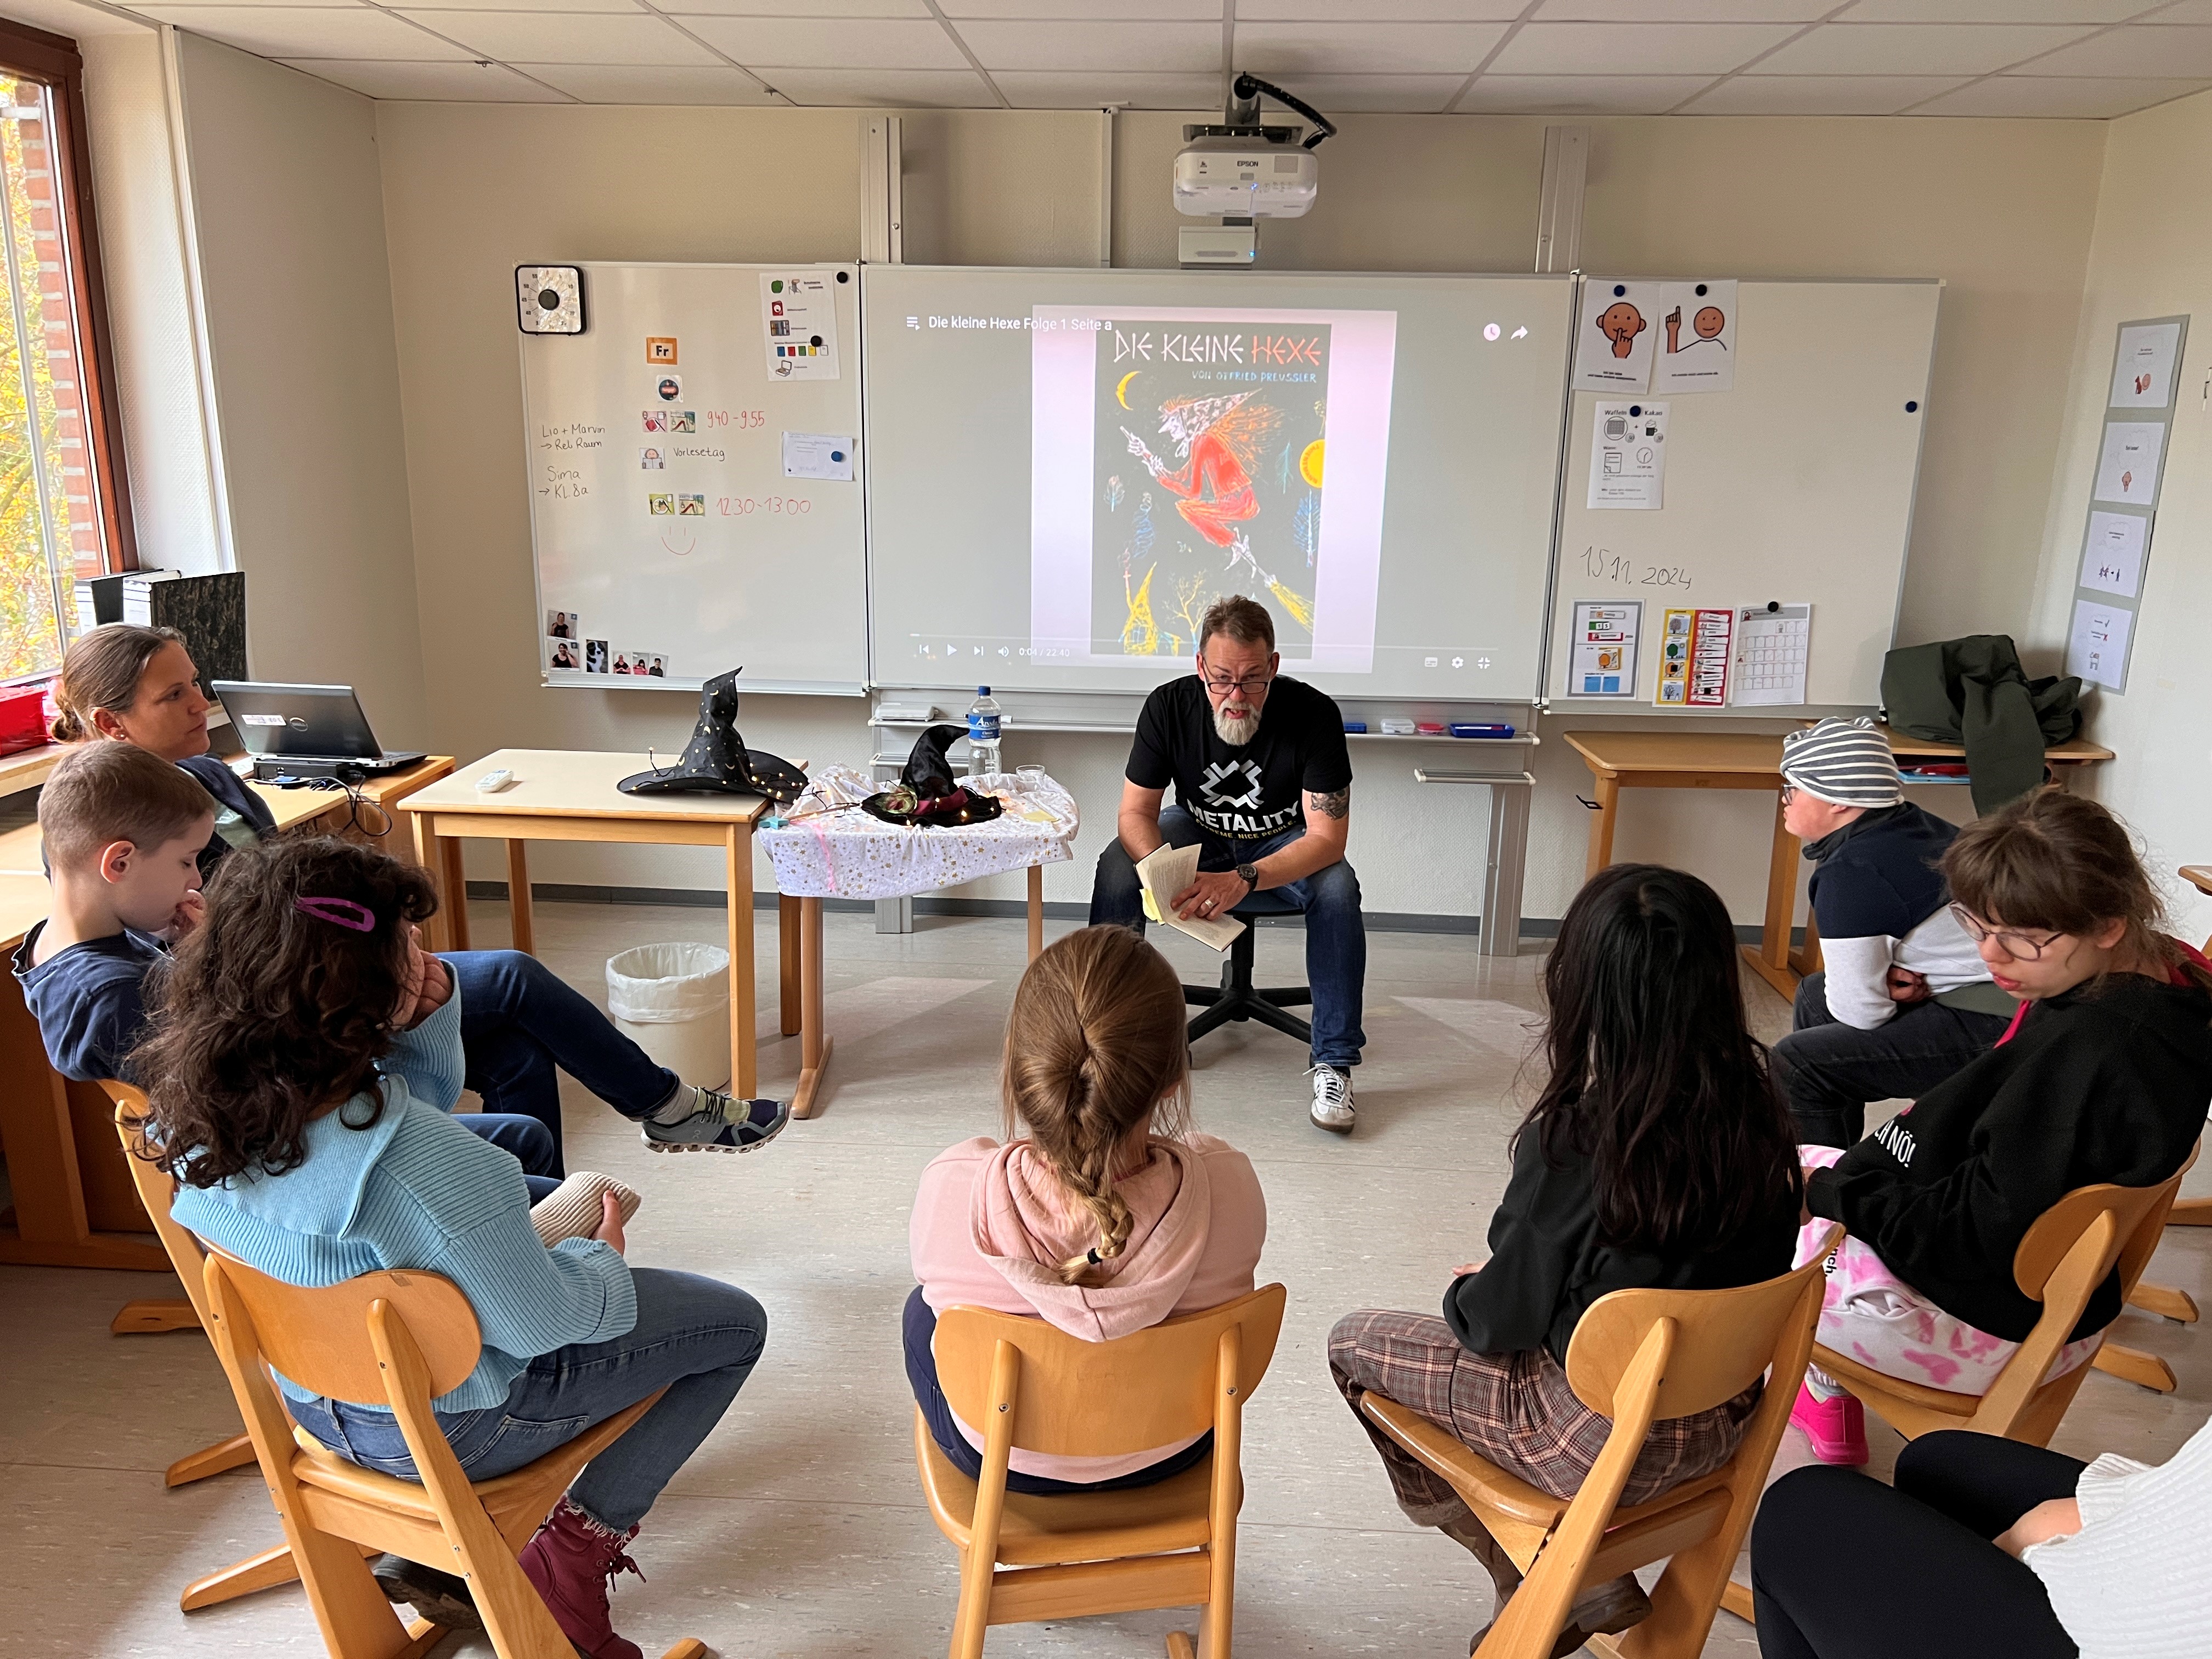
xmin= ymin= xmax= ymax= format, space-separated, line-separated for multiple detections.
xmin=1199 ymin=759 xmax=1264 ymax=811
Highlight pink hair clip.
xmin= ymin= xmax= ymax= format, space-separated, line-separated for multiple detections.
xmin=295 ymin=896 xmax=376 ymax=933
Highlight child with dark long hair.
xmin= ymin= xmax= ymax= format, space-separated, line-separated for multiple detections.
xmin=137 ymin=836 xmax=768 ymax=1659
xmin=1330 ymin=864 xmax=1802 ymax=1657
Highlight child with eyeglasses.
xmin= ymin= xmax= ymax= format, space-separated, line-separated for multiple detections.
xmin=1788 ymin=786 xmax=2211 ymax=1465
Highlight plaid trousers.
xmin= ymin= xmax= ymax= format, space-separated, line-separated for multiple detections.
xmin=1328 ymin=1308 xmax=1760 ymax=1528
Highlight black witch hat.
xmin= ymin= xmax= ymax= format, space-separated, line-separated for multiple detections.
xmin=617 ymin=668 xmax=808 ymax=803
xmin=861 ymin=723 xmax=1003 ymax=828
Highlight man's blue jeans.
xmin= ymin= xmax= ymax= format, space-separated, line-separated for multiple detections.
xmin=1088 ymin=804 xmax=1366 ymax=1071
xmin=453 ymin=1112 xmax=560 ymax=1182
xmin=445 ymin=951 xmax=682 ymax=1172
xmin=289 ymin=1267 xmax=766 ymax=1533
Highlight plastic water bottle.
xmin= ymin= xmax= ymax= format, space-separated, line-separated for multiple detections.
xmin=966 ymin=686 xmax=1002 ymax=778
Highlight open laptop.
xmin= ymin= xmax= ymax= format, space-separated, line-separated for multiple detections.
xmin=210 ymin=682 xmax=426 ymax=780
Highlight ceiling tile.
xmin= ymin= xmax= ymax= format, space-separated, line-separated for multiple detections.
xmin=2147 ymin=0 xmax=2212 ymax=20
xmin=944 ymin=0 xmax=1216 ymax=15
xmin=951 ymin=19 xmax=1219 ymax=70
xmin=277 ymin=56 xmax=569 ymax=95
xmin=1240 ymin=0 xmax=1521 ymax=18
xmin=654 ymin=0 xmax=924 ymax=12
xmin=1532 ymin=0 xmax=1827 ymax=16
xmin=117 ymin=0 xmax=356 ymax=8
xmin=1683 ymin=72 xmax=1974 ymax=111
xmin=393 ymin=8 xmax=719 ymax=61
xmin=675 ymin=15 xmax=964 ymax=64
xmin=1257 ymin=72 xmax=1470 ymax=109
xmin=753 ymin=65 xmax=996 ymax=103
xmin=2020 ymin=24 xmax=2212 ymax=76
xmin=133 ymin=5 xmax=472 ymax=57
xmin=1489 ymin=21 xmax=1799 ymax=74
xmin=1454 ymin=73 xmax=1718 ymax=111
xmin=1233 ymin=20 xmax=1510 ymax=74
xmin=1756 ymin=22 xmax=2096 ymax=74
xmin=992 ymin=69 xmax=1222 ymax=105
xmin=1914 ymin=72 xmax=2210 ymax=112
xmin=514 ymin=61 xmax=779 ymax=99
xmin=1839 ymin=0 xmax=2152 ymax=18
xmin=385 ymin=0 xmax=644 ymax=12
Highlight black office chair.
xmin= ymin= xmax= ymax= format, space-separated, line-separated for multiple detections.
xmin=1185 ymin=887 xmax=1312 ymax=1047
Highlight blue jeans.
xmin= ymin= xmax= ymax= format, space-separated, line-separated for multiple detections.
xmin=1088 ymin=804 xmax=1367 ymax=1070
xmin=1771 ymin=972 xmax=2013 ymax=1148
xmin=445 ymin=950 xmax=682 ymax=1172
xmin=901 ymin=1288 xmax=1211 ymax=1496
xmin=454 ymin=1113 xmax=561 ymax=1182
xmin=288 ymin=1267 xmax=766 ymax=1533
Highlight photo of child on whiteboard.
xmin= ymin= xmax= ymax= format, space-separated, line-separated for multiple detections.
xmin=1092 ymin=320 xmax=1330 ymax=663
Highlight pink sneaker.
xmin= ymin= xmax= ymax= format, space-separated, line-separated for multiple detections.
xmin=1790 ymin=1382 xmax=1869 ymax=1466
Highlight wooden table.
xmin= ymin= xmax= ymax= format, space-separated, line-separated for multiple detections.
xmin=0 ymin=753 xmax=454 ymax=1293
xmin=1562 ymin=726 xmax=2115 ymax=1000
xmin=400 ymin=751 xmax=775 ymax=1099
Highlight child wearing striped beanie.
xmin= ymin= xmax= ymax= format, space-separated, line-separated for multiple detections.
xmin=1779 ymin=716 xmax=1903 ymax=809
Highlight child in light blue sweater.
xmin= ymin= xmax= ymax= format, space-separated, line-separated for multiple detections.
xmin=142 ymin=836 xmax=767 ymax=1659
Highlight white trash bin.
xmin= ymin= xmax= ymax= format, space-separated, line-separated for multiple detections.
xmin=606 ymin=942 xmax=731 ymax=1091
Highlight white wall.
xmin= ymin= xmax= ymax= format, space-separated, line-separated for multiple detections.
xmin=366 ymin=103 xmax=2104 ymax=922
xmin=2026 ymin=86 xmax=2212 ymax=943
xmin=168 ymin=34 xmax=426 ymax=733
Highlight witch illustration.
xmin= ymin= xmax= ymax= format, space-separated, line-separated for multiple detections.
xmin=1124 ymin=393 xmax=1280 ymax=560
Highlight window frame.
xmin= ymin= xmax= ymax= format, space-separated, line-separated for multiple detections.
xmin=0 ymin=15 xmax=137 ymax=582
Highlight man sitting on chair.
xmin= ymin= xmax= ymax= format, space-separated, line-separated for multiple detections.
xmin=1090 ymin=595 xmax=1366 ymax=1135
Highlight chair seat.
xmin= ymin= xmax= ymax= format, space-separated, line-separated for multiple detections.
xmin=1229 ymin=888 xmax=1305 ymax=919
xmin=1807 ymin=1345 xmax=1991 ymax=1418
xmin=914 ymin=1413 xmax=1224 ymax=1567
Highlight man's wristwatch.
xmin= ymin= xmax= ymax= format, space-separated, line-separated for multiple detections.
xmin=1235 ymin=862 xmax=1260 ymax=894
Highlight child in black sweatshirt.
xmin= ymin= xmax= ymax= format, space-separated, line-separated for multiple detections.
xmin=1792 ymin=787 xmax=2212 ymax=1466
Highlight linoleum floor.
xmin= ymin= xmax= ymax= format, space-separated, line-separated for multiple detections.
xmin=4 ymin=900 xmax=2208 ymax=1659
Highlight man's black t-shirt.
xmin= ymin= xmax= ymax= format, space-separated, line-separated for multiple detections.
xmin=1125 ymin=675 xmax=1352 ymax=841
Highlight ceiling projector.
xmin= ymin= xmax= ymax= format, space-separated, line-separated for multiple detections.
xmin=1173 ymin=73 xmax=1334 ymax=222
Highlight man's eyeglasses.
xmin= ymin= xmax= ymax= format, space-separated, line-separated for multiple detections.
xmin=1200 ymin=662 xmax=1274 ymax=698
xmin=1780 ymin=785 xmax=1797 ymax=806
xmin=1948 ymin=903 xmax=2066 ymax=961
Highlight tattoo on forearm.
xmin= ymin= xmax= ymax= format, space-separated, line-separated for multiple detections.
xmin=1310 ymin=786 xmax=1350 ymax=821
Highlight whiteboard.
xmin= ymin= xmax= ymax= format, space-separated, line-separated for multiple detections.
xmin=862 ymin=266 xmax=1576 ymax=701
xmin=522 ymin=262 xmax=867 ymax=695
xmin=1547 ymin=279 xmax=1941 ymax=712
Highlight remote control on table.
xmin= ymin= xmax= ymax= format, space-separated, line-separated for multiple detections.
xmin=475 ymin=769 xmax=516 ymax=793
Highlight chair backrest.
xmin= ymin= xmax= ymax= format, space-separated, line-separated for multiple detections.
xmin=934 ymin=1284 xmax=1286 ymax=1458
xmin=1564 ymin=1228 xmax=1841 ymax=1421
xmin=2012 ymin=1166 xmax=2188 ymax=1306
xmin=207 ymin=1252 xmax=484 ymax=1407
xmin=110 ymin=1083 xmax=217 ymax=1327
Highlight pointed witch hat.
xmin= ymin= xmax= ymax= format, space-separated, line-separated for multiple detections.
xmin=861 ymin=723 xmax=1003 ymax=828
xmin=617 ymin=668 xmax=808 ymax=803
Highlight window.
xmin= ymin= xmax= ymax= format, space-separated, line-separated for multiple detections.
xmin=0 ymin=20 xmax=134 ymax=681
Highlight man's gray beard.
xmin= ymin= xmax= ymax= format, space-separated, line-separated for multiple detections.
xmin=1213 ymin=706 xmax=1260 ymax=746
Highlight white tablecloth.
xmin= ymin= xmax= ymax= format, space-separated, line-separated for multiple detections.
xmin=759 ymin=768 xmax=1081 ymax=900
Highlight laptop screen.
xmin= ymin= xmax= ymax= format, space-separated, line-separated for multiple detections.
xmin=210 ymin=682 xmax=383 ymax=761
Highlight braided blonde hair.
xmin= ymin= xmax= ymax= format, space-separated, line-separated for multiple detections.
xmin=1003 ymin=926 xmax=1191 ymax=1288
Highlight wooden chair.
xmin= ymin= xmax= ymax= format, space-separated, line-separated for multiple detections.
xmin=1358 ymin=1234 xmax=1835 ymax=1659
xmin=110 ymin=1085 xmax=301 ymax=1613
xmin=201 ymin=1246 xmax=701 ymax=1659
xmin=1814 ymin=1165 xmax=2187 ymax=1447
xmin=2094 ymin=1138 xmax=2201 ymax=1393
xmin=914 ymin=1283 xmax=1286 ymax=1659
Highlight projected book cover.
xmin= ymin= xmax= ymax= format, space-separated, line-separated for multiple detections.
xmin=1091 ymin=322 xmax=1331 ymax=659
xmin=1031 ymin=304 xmax=1397 ymax=675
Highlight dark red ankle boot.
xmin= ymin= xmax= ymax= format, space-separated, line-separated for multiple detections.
xmin=518 ymin=1496 xmax=647 ymax=1659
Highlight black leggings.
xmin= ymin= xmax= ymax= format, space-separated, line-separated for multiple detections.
xmin=1751 ymin=1431 xmax=2083 ymax=1659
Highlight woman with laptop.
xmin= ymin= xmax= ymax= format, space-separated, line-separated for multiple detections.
xmin=46 ymin=624 xmax=788 ymax=1165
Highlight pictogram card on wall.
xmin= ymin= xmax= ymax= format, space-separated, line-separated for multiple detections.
xmin=761 ymin=273 xmax=840 ymax=381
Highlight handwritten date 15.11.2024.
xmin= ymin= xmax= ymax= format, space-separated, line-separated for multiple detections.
xmin=1581 ymin=546 xmax=1691 ymax=591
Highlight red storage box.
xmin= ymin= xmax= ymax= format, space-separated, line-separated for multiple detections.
xmin=0 ymin=682 xmax=50 ymax=755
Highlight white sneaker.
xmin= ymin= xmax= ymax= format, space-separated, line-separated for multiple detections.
xmin=1308 ymin=1065 xmax=1355 ymax=1135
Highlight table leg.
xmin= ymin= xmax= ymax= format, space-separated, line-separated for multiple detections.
xmin=792 ymin=896 xmax=833 ymax=1119
xmin=1741 ymin=791 xmax=1804 ymax=1002
xmin=1027 ymin=864 xmax=1045 ymax=962
xmin=442 ymin=836 xmax=471 ymax=952
xmin=726 ymin=826 xmax=758 ymax=1100
xmin=1583 ymin=772 xmax=1620 ymax=879
xmin=411 ymin=811 xmax=450 ymax=954
xmin=505 ymin=840 xmax=535 ymax=957
xmin=778 ymin=895 xmax=802 ymax=1036
xmin=1790 ymin=901 xmax=1824 ymax=981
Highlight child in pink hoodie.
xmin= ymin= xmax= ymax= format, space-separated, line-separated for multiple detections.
xmin=906 ymin=924 xmax=1267 ymax=1491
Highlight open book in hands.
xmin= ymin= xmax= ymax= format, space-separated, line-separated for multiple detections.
xmin=1136 ymin=842 xmax=1246 ymax=953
